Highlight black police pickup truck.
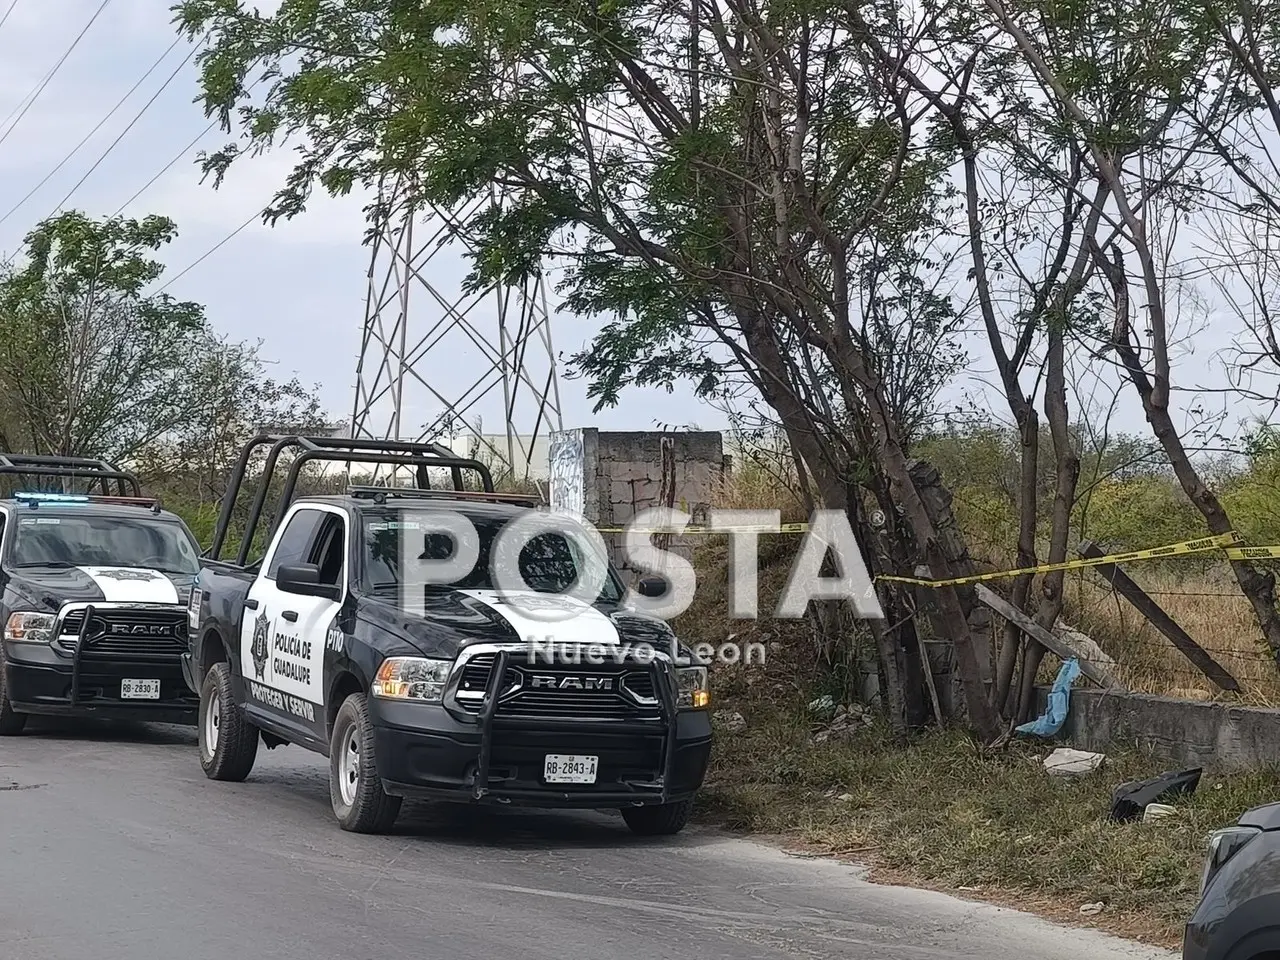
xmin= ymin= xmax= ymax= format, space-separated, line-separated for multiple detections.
xmin=0 ymin=454 xmax=203 ymax=733
xmin=184 ymin=435 xmax=713 ymax=835
xmin=1184 ymin=801 xmax=1280 ymax=960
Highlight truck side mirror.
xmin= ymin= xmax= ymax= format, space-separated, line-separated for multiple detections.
xmin=277 ymin=562 xmax=339 ymax=600
xmin=636 ymin=575 xmax=668 ymax=598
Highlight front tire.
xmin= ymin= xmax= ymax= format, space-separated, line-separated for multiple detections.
xmin=621 ymin=798 xmax=695 ymax=836
xmin=199 ymin=662 xmax=259 ymax=781
xmin=329 ymin=693 xmax=401 ymax=834
xmin=0 ymin=648 xmax=27 ymax=736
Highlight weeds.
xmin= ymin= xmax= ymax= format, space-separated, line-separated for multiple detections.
xmin=696 ymin=699 xmax=1280 ymax=945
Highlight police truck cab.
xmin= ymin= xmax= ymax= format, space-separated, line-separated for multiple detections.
xmin=0 ymin=454 xmax=203 ymax=734
xmin=185 ymin=435 xmax=713 ymax=835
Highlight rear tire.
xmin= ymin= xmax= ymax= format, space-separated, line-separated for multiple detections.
xmin=329 ymin=693 xmax=401 ymax=834
xmin=199 ymin=662 xmax=259 ymax=781
xmin=0 ymin=648 xmax=27 ymax=736
xmin=621 ymin=798 xmax=695 ymax=836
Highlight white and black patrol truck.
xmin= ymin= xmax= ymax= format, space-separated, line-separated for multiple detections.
xmin=0 ymin=453 xmax=204 ymax=734
xmin=184 ymin=435 xmax=713 ymax=835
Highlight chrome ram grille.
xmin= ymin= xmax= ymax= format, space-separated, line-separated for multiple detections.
xmin=59 ymin=608 xmax=188 ymax=659
xmin=457 ymin=652 xmax=661 ymax=720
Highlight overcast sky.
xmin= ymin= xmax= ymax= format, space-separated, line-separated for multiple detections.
xmin=0 ymin=0 xmax=724 ymax=446
xmin=0 ymin=1 xmax=1265 ymax=462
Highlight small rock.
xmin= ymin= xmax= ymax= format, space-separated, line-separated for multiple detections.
xmin=836 ymin=792 xmax=854 ymax=802
xmin=1079 ymin=902 xmax=1105 ymax=917
xmin=713 ymin=710 xmax=747 ymax=733
xmin=808 ymin=695 xmax=836 ymax=717
xmin=1143 ymin=803 xmax=1177 ymax=822
xmin=1044 ymin=748 xmax=1106 ymax=777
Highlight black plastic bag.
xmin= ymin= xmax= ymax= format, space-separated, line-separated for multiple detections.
xmin=1108 ymin=768 xmax=1202 ymax=822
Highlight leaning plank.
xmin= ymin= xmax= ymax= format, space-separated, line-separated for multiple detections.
xmin=974 ymin=584 xmax=1124 ymax=690
xmin=1078 ymin=540 xmax=1241 ymax=693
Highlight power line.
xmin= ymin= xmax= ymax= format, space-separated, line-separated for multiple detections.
xmin=0 ymin=0 xmax=112 ymax=155
xmin=49 ymin=38 xmax=200 ymax=216
xmin=0 ymin=0 xmax=20 ymax=34
xmin=112 ymin=75 xmax=263 ymax=217
xmin=155 ymin=206 xmax=265 ymax=295
xmin=130 ymin=71 xmax=271 ymax=292
xmin=0 ymin=35 xmax=183 ymax=229
xmin=112 ymin=118 xmax=216 ymax=216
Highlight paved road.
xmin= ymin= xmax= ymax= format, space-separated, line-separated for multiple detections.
xmin=0 ymin=718 xmax=1175 ymax=960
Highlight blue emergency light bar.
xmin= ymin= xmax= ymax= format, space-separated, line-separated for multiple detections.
xmin=12 ymin=491 xmax=160 ymax=512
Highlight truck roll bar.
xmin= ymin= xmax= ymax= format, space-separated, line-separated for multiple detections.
xmin=0 ymin=452 xmax=142 ymax=497
xmin=210 ymin=434 xmax=497 ymax=564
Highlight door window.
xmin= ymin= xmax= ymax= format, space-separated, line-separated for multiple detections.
xmin=309 ymin=513 xmax=345 ymax=588
xmin=265 ymin=509 xmax=327 ymax=580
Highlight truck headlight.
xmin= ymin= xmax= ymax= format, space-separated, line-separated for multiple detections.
xmin=372 ymin=657 xmax=451 ymax=703
xmin=4 ymin=612 xmax=57 ymax=644
xmin=1201 ymin=825 xmax=1260 ymax=895
xmin=675 ymin=665 xmax=710 ymax=710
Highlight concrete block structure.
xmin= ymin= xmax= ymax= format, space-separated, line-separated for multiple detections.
xmin=549 ymin=428 xmax=726 ymax=577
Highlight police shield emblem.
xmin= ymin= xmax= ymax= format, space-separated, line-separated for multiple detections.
xmin=251 ymin=609 xmax=270 ymax=680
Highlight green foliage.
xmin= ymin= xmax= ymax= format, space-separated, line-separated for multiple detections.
xmin=919 ymin=420 xmax=1280 ymax=570
xmin=173 ymin=0 xmax=968 ymax=495
xmin=131 ymin=337 xmax=324 ymax=501
xmin=0 ymin=212 xmax=208 ymax=460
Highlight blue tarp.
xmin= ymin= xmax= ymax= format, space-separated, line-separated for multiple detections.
xmin=1015 ymin=657 xmax=1081 ymax=738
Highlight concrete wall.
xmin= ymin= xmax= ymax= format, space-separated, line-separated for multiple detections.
xmin=593 ymin=431 xmax=724 ymax=527
xmin=1039 ymin=687 xmax=1280 ymax=772
xmin=548 ymin=428 xmax=725 ymax=578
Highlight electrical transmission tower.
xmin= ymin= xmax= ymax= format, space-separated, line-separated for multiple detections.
xmin=349 ymin=177 xmax=564 ymax=486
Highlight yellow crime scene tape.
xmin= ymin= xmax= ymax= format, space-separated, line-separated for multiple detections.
xmin=876 ymin=531 xmax=1251 ymax=588
xmin=1223 ymin=544 xmax=1280 ymax=561
xmin=591 ymin=523 xmax=1280 ymax=588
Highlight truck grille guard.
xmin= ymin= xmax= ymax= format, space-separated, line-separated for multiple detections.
xmin=457 ymin=642 xmax=681 ymax=803
xmin=70 ymin=603 xmax=93 ymax=708
xmin=58 ymin=601 xmax=188 ymax=707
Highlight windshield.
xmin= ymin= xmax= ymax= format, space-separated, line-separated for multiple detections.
xmin=8 ymin=514 xmax=201 ymax=574
xmin=361 ymin=509 xmax=623 ymax=603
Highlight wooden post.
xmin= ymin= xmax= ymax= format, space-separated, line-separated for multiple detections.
xmin=974 ymin=585 xmax=1123 ymax=689
xmin=1078 ymin=540 xmax=1241 ymax=693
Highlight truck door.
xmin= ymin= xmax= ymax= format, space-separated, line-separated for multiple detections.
xmin=240 ymin=505 xmax=347 ymax=734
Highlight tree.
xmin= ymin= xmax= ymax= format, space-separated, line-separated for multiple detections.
xmin=981 ymin=0 xmax=1280 ymax=663
xmin=0 ymin=211 xmax=211 ymax=461
xmin=176 ymin=0 xmax=1017 ymax=736
xmin=132 ymin=337 xmax=325 ymax=502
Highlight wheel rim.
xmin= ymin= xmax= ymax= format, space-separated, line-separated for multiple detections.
xmin=338 ymin=724 xmax=360 ymax=807
xmin=204 ymin=695 xmax=220 ymax=754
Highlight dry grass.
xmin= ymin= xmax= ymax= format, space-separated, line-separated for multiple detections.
xmin=694 ymin=695 xmax=1280 ymax=947
xmin=678 ymin=457 xmax=1280 ymax=943
xmin=711 ymin=462 xmax=808 ymax=520
xmin=1061 ymin=568 xmax=1280 ymax=704
xmin=711 ymin=457 xmax=1280 ymax=703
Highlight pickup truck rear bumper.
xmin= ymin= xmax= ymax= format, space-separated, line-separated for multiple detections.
xmin=2 ymin=640 xmax=198 ymax=725
xmin=369 ymin=698 xmax=712 ymax=808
